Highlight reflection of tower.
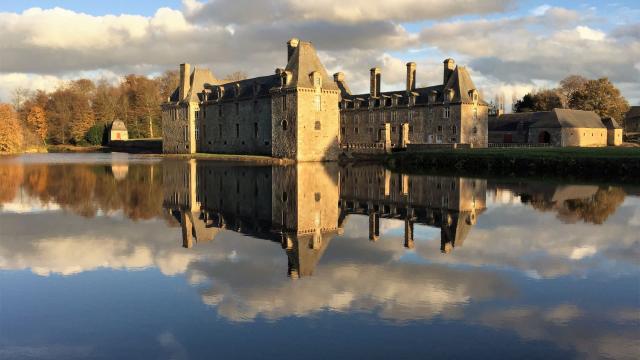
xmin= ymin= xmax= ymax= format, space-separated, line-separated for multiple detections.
xmin=163 ymin=160 xmax=219 ymax=248
xmin=273 ymin=163 xmax=341 ymax=278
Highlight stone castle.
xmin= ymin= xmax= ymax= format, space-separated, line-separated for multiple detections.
xmin=162 ymin=38 xmax=488 ymax=160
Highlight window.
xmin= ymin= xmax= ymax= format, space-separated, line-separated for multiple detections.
xmin=195 ymin=110 xmax=200 ymax=120
xmin=437 ymin=125 xmax=443 ymax=132
xmin=184 ymin=127 xmax=188 ymax=142
xmin=472 ymin=126 xmax=478 ymax=134
xmin=195 ymin=127 xmax=199 ymax=141
xmin=314 ymin=94 xmax=322 ymax=111
xmin=282 ymin=120 xmax=288 ymax=131
xmin=254 ymin=123 xmax=258 ymax=138
xmin=355 ymin=127 xmax=359 ymax=134
xmin=315 ymin=121 xmax=321 ymax=130
xmin=235 ymin=123 xmax=239 ymax=138
xmin=452 ymin=125 xmax=457 ymax=134
xmin=473 ymin=107 xmax=478 ymax=121
xmin=218 ymin=105 xmax=223 ymax=117
xmin=314 ymin=193 xmax=321 ymax=202
xmin=392 ymin=126 xmax=396 ymax=133
xmin=218 ymin=124 xmax=222 ymax=137
xmin=282 ymin=95 xmax=287 ymax=111
xmin=409 ymin=125 xmax=413 ymax=133
xmin=341 ymin=127 xmax=345 ymax=135
xmin=235 ymin=102 xmax=239 ymax=115
xmin=443 ymin=107 xmax=450 ymax=119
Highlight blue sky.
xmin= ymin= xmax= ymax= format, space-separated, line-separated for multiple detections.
xmin=0 ymin=0 xmax=638 ymax=105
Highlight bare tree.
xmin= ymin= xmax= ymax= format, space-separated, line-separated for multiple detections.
xmin=224 ymin=71 xmax=248 ymax=82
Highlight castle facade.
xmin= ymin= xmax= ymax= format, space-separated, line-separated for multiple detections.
xmin=161 ymin=38 xmax=488 ymax=161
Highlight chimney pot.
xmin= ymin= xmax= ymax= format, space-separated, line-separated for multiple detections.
xmin=287 ymin=38 xmax=300 ymax=62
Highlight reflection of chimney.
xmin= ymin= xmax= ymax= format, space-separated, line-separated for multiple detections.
xmin=179 ymin=63 xmax=191 ymax=101
xmin=370 ymin=67 xmax=381 ymax=97
xmin=369 ymin=212 xmax=379 ymax=241
xmin=287 ymin=38 xmax=299 ymax=63
xmin=443 ymin=58 xmax=455 ymax=85
xmin=404 ymin=220 xmax=414 ymax=249
xmin=181 ymin=211 xmax=193 ymax=248
xmin=406 ymin=62 xmax=416 ymax=92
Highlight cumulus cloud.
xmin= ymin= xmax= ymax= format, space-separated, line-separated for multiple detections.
xmin=0 ymin=2 xmax=638 ymax=103
xmin=186 ymin=0 xmax=514 ymax=24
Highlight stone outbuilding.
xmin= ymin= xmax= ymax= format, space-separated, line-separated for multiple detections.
xmin=624 ymin=106 xmax=640 ymax=133
xmin=489 ymin=109 xmax=609 ymax=147
xmin=108 ymin=119 xmax=129 ymax=142
xmin=601 ymin=117 xmax=623 ymax=146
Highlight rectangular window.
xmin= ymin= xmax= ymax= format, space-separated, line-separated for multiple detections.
xmin=254 ymin=123 xmax=258 ymax=138
xmin=195 ymin=110 xmax=200 ymax=121
xmin=473 ymin=107 xmax=478 ymax=121
xmin=236 ymin=123 xmax=240 ymax=138
xmin=314 ymin=121 xmax=321 ymax=130
xmin=341 ymin=127 xmax=345 ymax=135
xmin=443 ymin=107 xmax=450 ymax=119
xmin=282 ymin=95 xmax=287 ymax=111
xmin=195 ymin=127 xmax=199 ymax=141
xmin=452 ymin=125 xmax=457 ymax=134
xmin=355 ymin=127 xmax=359 ymax=134
xmin=184 ymin=127 xmax=188 ymax=142
xmin=315 ymin=94 xmax=322 ymax=111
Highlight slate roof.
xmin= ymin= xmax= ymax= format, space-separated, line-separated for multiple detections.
xmin=110 ymin=119 xmax=127 ymax=131
xmin=284 ymin=41 xmax=339 ymax=91
xmin=530 ymin=109 xmax=605 ymax=129
xmin=342 ymin=65 xmax=488 ymax=106
xmin=488 ymin=112 xmax=536 ymax=131
xmin=210 ymin=74 xmax=280 ymax=101
xmin=168 ymin=67 xmax=220 ymax=103
xmin=601 ymin=117 xmax=622 ymax=129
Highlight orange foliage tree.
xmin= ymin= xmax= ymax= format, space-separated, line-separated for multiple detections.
xmin=26 ymin=105 xmax=48 ymax=143
xmin=0 ymin=103 xmax=24 ymax=153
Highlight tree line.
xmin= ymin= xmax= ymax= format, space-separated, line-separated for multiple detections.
xmin=511 ymin=75 xmax=630 ymax=126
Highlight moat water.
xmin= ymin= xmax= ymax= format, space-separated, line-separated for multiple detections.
xmin=0 ymin=153 xmax=638 ymax=359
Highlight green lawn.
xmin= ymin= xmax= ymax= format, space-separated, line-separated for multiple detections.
xmin=404 ymin=146 xmax=640 ymax=159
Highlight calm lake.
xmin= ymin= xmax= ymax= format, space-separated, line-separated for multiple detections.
xmin=0 ymin=153 xmax=638 ymax=359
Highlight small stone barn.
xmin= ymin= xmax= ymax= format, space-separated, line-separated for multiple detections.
xmin=601 ymin=117 xmax=623 ymax=146
xmin=625 ymin=106 xmax=640 ymax=133
xmin=109 ymin=119 xmax=129 ymax=142
xmin=489 ymin=109 xmax=609 ymax=147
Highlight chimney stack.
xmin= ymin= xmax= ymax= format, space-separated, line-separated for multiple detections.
xmin=406 ymin=62 xmax=416 ymax=92
xmin=370 ymin=67 xmax=381 ymax=98
xmin=443 ymin=58 xmax=455 ymax=85
xmin=287 ymin=38 xmax=299 ymax=63
xmin=179 ymin=63 xmax=191 ymax=101
xmin=333 ymin=72 xmax=345 ymax=83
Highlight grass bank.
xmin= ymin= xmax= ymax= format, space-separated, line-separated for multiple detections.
xmin=385 ymin=147 xmax=640 ymax=181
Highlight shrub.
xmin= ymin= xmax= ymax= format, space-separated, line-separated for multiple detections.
xmin=85 ymin=124 xmax=106 ymax=145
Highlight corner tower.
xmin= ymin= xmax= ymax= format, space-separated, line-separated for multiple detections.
xmin=271 ymin=39 xmax=341 ymax=161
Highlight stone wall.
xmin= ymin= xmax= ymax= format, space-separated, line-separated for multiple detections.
xmin=607 ymin=128 xmax=623 ymax=146
xmin=162 ymin=103 xmax=194 ymax=154
xmin=271 ymin=91 xmax=298 ymax=160
xmin=295 ymin=88 xmax=341 ymax=161
xmin=200 ymin=96 xmax=273 ymax=155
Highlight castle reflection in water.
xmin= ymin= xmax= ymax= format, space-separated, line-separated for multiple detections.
xmin=163 ymin=161 xmax=486 ymax=278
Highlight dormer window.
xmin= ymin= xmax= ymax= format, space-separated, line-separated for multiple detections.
xmin=310 ymin=71 xmax=322 ymax=89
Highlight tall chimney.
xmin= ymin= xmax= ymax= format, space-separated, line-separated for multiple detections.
xmin=443 ymin=58 xmax=455 ymax=85
xmin=179 ymin=63 xmax=191 ymax=101
xmin=370 ymin=67 xmax=381 ymax=98
xmin=333 ymin=72 xmax=345 ymax=83
xmin=287 ymin=38 xmax=299 ymax=63
xmin=406 ymin=62 xmax=416 ymax=92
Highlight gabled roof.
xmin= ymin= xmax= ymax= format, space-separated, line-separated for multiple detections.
xmin=444 ymin=66 xmax=485 ymax=104
xmin=488 ymin=112 xmax=536 ymax=131
xmin=284 ymin=41 xmax=339 ymax=90
xmin=530 ymin=109 xmax=605 ymax=129
xmin=602 ymin=117 xmax=622 ymax=129
xmin=187 ymin=68 xmax=218 ymax=102
xmin=110 ymin=119 xmax=127 ymax=131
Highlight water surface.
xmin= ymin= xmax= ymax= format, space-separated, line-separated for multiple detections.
xmin=0 ymin=153 xmax=638 ymax=359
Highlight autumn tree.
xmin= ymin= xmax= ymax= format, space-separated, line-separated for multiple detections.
xmin=122 ymin=75 xmax=162 ymax=138
xmin=26 ymin=105 xmax=48 ymax=143
xmin=93 ymin=79 xmax=121 ymax=125
xmin=157 ymin=70 xmax=180 ymax=101
xmin=514 ymin=89 xmax=563 ymax=112
xmin=0 ymin=104 xmax=24 ymax=153
xmin=569 ymin=78 xmax=630 ymax=126
xmin=558 ymin=75 xmax=587 ymax=108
